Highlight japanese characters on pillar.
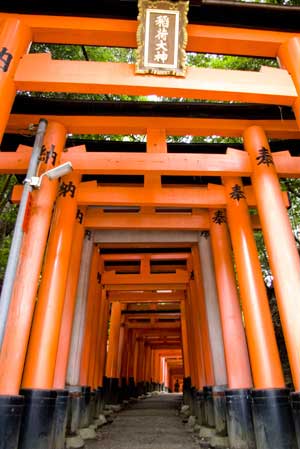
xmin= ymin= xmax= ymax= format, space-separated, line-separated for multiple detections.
xmin=0 ymin=47 xmax=13 ymax=72
xmin=136 ymin=0 xmax=189 ymax=76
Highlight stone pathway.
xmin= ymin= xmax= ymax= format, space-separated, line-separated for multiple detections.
xmin=86 ymin=393 xmax=199 ymax=449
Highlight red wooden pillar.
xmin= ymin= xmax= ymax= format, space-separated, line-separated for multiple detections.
xmin=180 ymin=300 xmax=191 ymax=379
xmin=93 ymin=288 xmax=108 ymax=388
xmin=244 ymin=125 xmax=300 ymax=392
xmin=0 ymin=122 xmax=67 ymax=395
xmin=0 ymin=18 xmax=31 ymax=142
xmin=191 ymin=247 xmax=215 ymax=386
xmin=209 ymin=209 xmax=252 ymax=389
xmin=79 ymin=245 xmax=100 ymax=386
xmin=223 ymin=177 xmax=284 ymax=389
xmin=22 ymin=170 xmax=81 ymax=389
xmin=106 ymin=302 xmax=122 ymax=379
xmin=53 ymin=207 xmax=86 ymax=389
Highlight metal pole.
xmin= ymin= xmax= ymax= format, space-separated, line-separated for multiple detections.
xmin=0 ymin=119 xmax=48 ymax=348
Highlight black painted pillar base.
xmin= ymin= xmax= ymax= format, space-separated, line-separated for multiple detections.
xmin=137 ymin=381 xmax=145 ymax=397
xmin=52 ymin=390 xmax=69 ymax=449
xmin=106 ymin=378 xmax=119 ymax=405
xmin=183 ymin=377 xmax=192 ymax=406
xmin=212 ymin=385 xmax=227 ymax=437
xmin=252 ymin=388 xmax=297 ymax=449
xmin=225 ymin=389 xmax=256 ymax=449
xmin=95 ymin=387 xmax=104 ymax=415
xmin=291 ymin=391 xmax=300 ymax=449
xmin=195 ymin=390 xmax=204 ymax=426
xmin=203 ymin=386 xmax=215 ymax=428
xmin=18 ymin=389 xmax=57 ymax=449
xmin=89 ymin=390 xmax=96 ymax=421
xmin=66 ymin=386 xmax=81 ymax=435
xmin=0 ymin=394 xmax=24 ymax=449
xmin=128 ymin=377 xmax=137 ymax=398
xmin=120 ymin=377 xmax=129 ymax=402
xmin=79 ymin=386 xmax=91 ymax=428
xmin=191 ymin=387 xmax=197 ymax=416
xmin=102 ymin=376 xmax=110 ymax=404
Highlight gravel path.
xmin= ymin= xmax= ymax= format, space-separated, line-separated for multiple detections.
xmin=86 ymin=393 xmax=199 ymax=449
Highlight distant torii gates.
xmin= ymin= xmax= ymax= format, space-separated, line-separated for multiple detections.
xmin=1 ymin=9 xmax=300 ymax=449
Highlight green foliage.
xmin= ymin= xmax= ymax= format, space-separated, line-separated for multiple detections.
xmin=0 ymin=175 xmax=18 ymax=288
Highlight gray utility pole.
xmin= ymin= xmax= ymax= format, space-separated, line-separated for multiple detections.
xmin=0 ymin=119 xmax=48 ymax=348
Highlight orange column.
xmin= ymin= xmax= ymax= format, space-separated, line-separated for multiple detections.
xmin=180 ymin=299 xmax=191 ymax=379
xmin=93 ymin=288 xmax=108 ymax=388
xmin=144 ymin=344 xmax=152 ymax=384
xmin=87 ymin=256 xmax=103 ymax=387
xmin=53 ymin=207 xmax=86 ymax=389
xmin=95 ymin=291 xmax=110 ymax=387
xmin=120 ymin=325 xmax=129 ymax=381
xmin=223 ymin=177 xmax=284 ymax=389
xmin=185 ymin=288 xmax=200 ymax=388
xmin=209 ymin=209 xmax=252 ymax=389
xmin=188 ymin=280 xmax=206 ymax=388
xmin=79 ymin=245 xmax=100 ymax=386
xmin=136 ymin=338 xmax=145 ymax=383
xmin=127 ymin=330 xmax=136 ymax=381
xmin=0 ymin=122 xmax=66 ymax=395
xmin=106 ymin=301 xmax=122 ymax=379
xmin=0 ymin=18 xmax=31 ymax=142
xmin=244 ymin=125 xmax=300 ymax=391
xmin=22 ymin=171 xmax=81 ymax=389
xmin=278 ymin=38 xmax=300 ymax=128
xmin=191 ymin=247 xmax=215 ymax=386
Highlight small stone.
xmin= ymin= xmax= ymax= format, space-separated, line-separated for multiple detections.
xmin=111 ymin=404 xmax=122 ymax=412
xmin=187 ymin=415 xmax=196 ymax=428
xmin=181 ymin=405 xmax=189 ymax=412
xmin=103 ymin=409 xmax=114 ymax=416
xmin=66 ymin=436 xmax=85 ymax=448
xmin=79 ymin=427 xmax=97 ymax=440
xmin=194 ymin=424 xmax=201 ymax=433
xmin=95 ymin=414 xmax=107 ymax=427
xmin=210 ymin=435 xmax=229 ymax=449
xmin=199 ymin=426 xmax=216 ymax=439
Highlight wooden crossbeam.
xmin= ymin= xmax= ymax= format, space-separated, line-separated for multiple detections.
xmin=1 ymin=14 xmax=299 ymax=57
xmin=102 ymin=270 xmax=189 ymax=285
xmin=126 ymin=322 xmax=181 ymax=328
xmin=3 ymin=147 xmax=300 ymax=178
xmin=6 ymin=115 xmax=300 ymax=138
xmin=84 ymin=209 xmax=261 ymax=230
xmin=14 ymin=54 xmax=297 ymax=105
xmin=11 ymin=183 xmax=289 ymax=208
xmin=109 ymin=291 xmax=184 ymax=303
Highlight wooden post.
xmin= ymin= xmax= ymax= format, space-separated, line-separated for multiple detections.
xmin=21 ymin=171 xmax=81 ymax=389
xmin=66 ymin=232 xmax=94 ymax=386
xmin=223 ymin=177 xmax=284 ymax=389
xmin=0 ymin=18 xmax=31 ymax=142
xmin=106 ymin=302 xmax=122 ymax=379
xmin=191 ymin=247 xmax=215 ymax=386
xmin=79 ymin=245 xmax=100 ymax=386
xmin=197 ymin=235 xmax=227 ymax=387
xmin=209 ymin=209 xmax=252 ymax=389
xmin=244 ymin=125 xmax=300 ymax=391
xmin=53 ymin=207 xmax=86 ymax=389
xmin=188 ymin=280 xmax=206 ymax=388
xmin=180 ymin=299 xmax=191 ymax=379
xmin=0 ymin=122 xmax=66 ymax=394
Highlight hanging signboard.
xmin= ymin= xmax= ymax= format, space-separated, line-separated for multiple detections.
xmin=136 ymin=0 xmax=189 ymax=77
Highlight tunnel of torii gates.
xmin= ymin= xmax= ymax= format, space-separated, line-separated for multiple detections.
xmin=4 ymin=4 xmax=300 ymax=449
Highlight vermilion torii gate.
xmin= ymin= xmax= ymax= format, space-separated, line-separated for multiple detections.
xmin=1 ymin=2 xmax=300 ymax=449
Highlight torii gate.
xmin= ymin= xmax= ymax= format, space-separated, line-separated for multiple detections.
xmin=1 ymin=3 xmax=300 ymax=449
